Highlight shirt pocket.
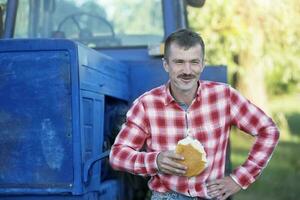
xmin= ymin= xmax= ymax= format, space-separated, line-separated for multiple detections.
xmin=193 ymin=123 xmax=224 ymax=155
xmin=149 ymin=127 xmax=186 ymax=151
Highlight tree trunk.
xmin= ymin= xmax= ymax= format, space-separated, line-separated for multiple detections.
xmin=236 ymin=30 xmax=270 ymax=115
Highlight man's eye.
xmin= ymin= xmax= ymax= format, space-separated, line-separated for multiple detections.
xmin=174 ymin=60 xmax=184 ymax=64
xmin=191 ymin=60 xmax=200 ymax=64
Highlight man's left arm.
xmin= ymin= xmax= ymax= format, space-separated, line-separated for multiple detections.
xmin=207 ymin=86 xmax=280 ymax=199
xmin=228 ymin=86 xmax=280 ymax=189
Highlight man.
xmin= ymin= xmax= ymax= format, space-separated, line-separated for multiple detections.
xmin=109 ymin=29 xmax=279 ymax=200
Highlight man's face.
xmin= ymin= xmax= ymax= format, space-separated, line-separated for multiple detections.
xmin=163 ymin=43 xmax=204 ymax=93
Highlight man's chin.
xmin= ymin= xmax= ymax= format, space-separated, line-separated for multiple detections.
xmin=176 ymin=83 xmax=196 ymax=92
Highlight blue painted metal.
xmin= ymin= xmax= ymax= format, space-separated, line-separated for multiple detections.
xmin=2 ymin=0 xmax=18 ymax=38
xmin=0 ymin=39 xmax=128 ymax=199
xmin=0 ymin=49 xmax=74 ymax=191
xmin=80 ymin=90 xmax=105 ymax=193
xmin=96 ymin=47 xmax=155 ymax=61
xmin=78 ymin=45 xmax=129 ymax=101
xmin=0 ymin=179 xmax=120 ymax=199
xmin=83 ymin=151 xmax=110 ymax=183
xmin=162 ymin=0 xmax=179 ymax=36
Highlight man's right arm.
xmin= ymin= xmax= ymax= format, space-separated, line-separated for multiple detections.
xmin=109 ymin=100 xmax=159 ymax=176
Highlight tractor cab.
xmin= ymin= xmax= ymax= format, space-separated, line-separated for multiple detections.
xmin=0 ymin=0 xmax=204 ymax=47
xmin=0 ymin=1 xmax=227 ymax=200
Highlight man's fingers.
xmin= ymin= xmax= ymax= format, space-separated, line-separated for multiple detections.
xmin=160 ymin=157 xmax=187 ymax=174
xmin=207 ymin=186 xmax=221 ymax=197
xmin=207 ymin=190 xmax=219 ymax=198
xmin=206 ymin=176 xmax=241 ymax=199
xmin=164 ymin=151 xmax=184 ymax=160
xmin=161 ymin=158 xmax=187 ymax=170
xmin=208 ymin=187 xmax=228 ymax=199
xmin=206 ymin=179 xmax=222 ymax=187
xmin=219 ymin=191 xmax=231 ymax=200
xmin=159 ymin=163 xmax=186 ymax=175
xmin=157 ymin=151 xmax=187 ymax=175
xmin=207 ymin=183 xmax=223 ymax=191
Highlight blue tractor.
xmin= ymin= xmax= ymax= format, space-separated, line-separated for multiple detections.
xmin=0 ymin=0 xmax=227 ymax=199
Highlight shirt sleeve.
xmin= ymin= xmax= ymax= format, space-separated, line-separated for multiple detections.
xmin=228 ymin=86 xmax=280 ymax=189
xmin=109 ymin=98 xmax=159 ymax=176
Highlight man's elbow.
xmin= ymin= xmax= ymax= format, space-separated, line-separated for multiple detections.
xmin=109 ymin=146 xmax=119 ymax=170
xmin=109 ymin=145 xmax=126 ymax=172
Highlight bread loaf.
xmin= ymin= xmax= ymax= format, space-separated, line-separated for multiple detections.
xmin=175 ymin=137 xmax=207 ymax=177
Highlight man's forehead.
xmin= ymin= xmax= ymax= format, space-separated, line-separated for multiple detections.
xmin=170 ymin=42 xmax=201 ymax=50
xmin=169 ymin=43 xmax=202 ymax=58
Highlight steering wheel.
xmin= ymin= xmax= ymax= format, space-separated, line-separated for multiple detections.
xmin=57 ymin=12 xmax=119 ymax=46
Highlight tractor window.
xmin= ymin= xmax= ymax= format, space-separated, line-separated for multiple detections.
xmin=14 ymin=0 xmax=164 ymax=48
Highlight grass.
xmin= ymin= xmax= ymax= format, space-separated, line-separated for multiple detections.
xmin=231 ymin=93 xmax=300 ymax=200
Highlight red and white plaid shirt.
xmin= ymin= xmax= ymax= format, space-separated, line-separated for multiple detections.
xmin=109 ymin=81 xmax=279 ymax=198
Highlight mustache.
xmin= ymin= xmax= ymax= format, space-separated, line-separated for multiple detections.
xmin=178 ymin=74 xmax=196 ymax=79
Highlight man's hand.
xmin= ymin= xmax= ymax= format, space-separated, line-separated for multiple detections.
xmin=206 ymin=176 xmax=241 ymax=200
xmin=156 ymin=151 xmax=187 ymax=176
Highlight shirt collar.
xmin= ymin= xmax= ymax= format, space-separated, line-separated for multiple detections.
xmin=164 ymin=80 xmax=202 ymax=105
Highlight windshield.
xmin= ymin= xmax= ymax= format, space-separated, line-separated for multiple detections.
xmin=14 ymin=0 xmax=164 ymax=48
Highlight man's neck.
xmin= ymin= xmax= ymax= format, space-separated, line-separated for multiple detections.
xmin=170 ymin=84 xmax=198 ymax=106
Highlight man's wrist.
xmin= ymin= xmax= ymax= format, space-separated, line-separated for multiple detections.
xmin=156 ymin=152 xmax=163 ymax=173
xmin=229 ymin=174 xmax=244 ymax=190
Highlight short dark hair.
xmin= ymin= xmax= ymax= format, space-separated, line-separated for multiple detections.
xmin=164 ymin=29 xmax=205 ymax=62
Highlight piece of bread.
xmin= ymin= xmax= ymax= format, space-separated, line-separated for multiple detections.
xmin=175 ymin=137 xmax=207 ymax=177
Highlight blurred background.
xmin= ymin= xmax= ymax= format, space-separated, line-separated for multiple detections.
xmin=187 ymin=0 xmax=300 ymax=199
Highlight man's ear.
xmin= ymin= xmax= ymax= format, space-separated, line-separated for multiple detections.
xmin=200 ymin=64 xmax=205 ymax=73
xmin=162 ymin=58 xmax=169 ymax=73
xmin=200 ymin=59 xmax=205 ymax=73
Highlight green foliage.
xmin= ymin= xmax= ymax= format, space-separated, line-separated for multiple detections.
xmin=187 ymin=0 xmax=300 ymax=95
xmin=270 ymin=94 xmax=300 ymax=142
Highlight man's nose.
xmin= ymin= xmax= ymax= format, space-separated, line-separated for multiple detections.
xmin=183 ymin=62 xmax=192 ymax=74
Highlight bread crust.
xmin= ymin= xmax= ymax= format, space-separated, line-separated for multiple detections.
xmin=175 ymin=143 xmax=206 ymax=177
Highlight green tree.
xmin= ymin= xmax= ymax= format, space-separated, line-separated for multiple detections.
xmin=187 ymin=0 xmax=300 ymax=112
